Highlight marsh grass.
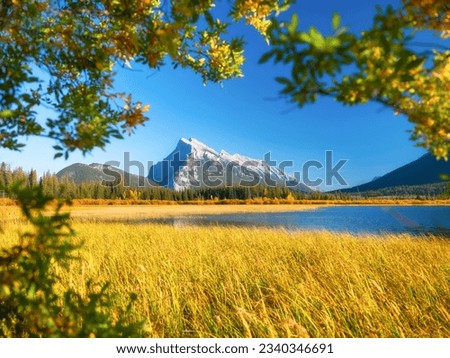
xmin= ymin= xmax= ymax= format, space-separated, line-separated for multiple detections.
xmin=2 ymin=211 xmax=449 ymax=338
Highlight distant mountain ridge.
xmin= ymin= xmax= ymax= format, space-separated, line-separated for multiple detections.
xmin=56 ymin=163 xmax=153 ymax=187
xmin=342 ymin=153 xmax=450 ymax=193
xmin=148 ymin=137 xmax=311 ymax=192
xmin=57 ymin=143 xmax=447 ymax=196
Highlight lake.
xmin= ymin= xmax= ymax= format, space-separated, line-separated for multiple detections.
xmin=166 ymin=206 xmax=450 ymax=235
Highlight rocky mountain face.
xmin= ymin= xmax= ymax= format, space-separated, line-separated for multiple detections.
xmin=148 ymin=137 xmax=311 ymax=192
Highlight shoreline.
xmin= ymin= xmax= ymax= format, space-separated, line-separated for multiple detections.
xmin=1 ymin=200 xmax=450 ymax=221
xmin=1 ymin=198 xmax=450 ymax=207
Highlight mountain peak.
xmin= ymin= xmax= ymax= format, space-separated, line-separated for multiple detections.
xmin=149 ymin=138 xmax=311 ymax=192
xmin=178 ymin=137 xmax=218 ymax=155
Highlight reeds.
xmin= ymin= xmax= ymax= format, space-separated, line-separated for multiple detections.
xmin=2 ymin=215 xmax=448 ymax=337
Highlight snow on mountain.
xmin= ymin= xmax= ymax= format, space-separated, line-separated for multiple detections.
xmin=148 ymin=137 xmax=311 ymax=192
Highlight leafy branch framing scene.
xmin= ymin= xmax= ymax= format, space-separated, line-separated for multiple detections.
xmin=0 ymin=0 xmax=449 ymax=340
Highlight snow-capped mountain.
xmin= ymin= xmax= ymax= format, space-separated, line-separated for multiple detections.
xmin=148 ymin=137 xmax=311 ymax=192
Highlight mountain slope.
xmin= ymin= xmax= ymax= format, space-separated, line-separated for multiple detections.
xmin=342 ymin=153 xmax=450 ymax=193
xmin=148 ymin=137 xmax=311 ymax=192
xmin=56 ymin=163 xmax=154 ymax=187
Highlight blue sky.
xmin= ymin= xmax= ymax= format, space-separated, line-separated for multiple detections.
xmin=0 ymin=0 xmax=433 ymax=191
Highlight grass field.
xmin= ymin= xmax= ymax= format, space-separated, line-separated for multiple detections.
xmin=1 ymin=205 xmax=449 ymax=337
xmin=1 ymin=198 xmax=450 ymax=208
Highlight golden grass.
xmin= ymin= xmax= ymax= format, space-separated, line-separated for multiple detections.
xmin=1 ymin=208 xmax=449 ymax=337
xmin=66 ymin=204 xmax=320 ymax=221
xmin=1 ymin=198 xmax=449 ymax=208
xmin=69 ymin=198 xmax=450 ymax=206
xmin=0 ymin=204 xmax=319 ymax=224
xmin=2 ymin=201 xmax=449 ymax=224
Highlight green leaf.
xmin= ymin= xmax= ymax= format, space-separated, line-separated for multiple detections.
xmin=406 ymin=57 xmax=424 ymax=70
xmin=332 ymin=12 xmax=341 ymax=31
xmin=204 ymin=11 xmax=214 ymax=27
xmin=275 ymin=77 xmax=292 ymax=86
xmin=259 ymin=50 xmax=276 ymax=64
xmin=298 ymin=32 xmax=312 ymax=43
xmin=281 ymin=84 xmax=295 ymax=94
xmin=54 ymin=153 xmax=63 ymax=159
xmin=288 ymin=13 xmax=299 ymax=34
xmin=309 ymin=27 xmax=325 ymax=49
xmin=327 ymin=38 xmax=341 ymax=49
xmin=394 ymin=55 xmax=409 ymax=71
xmin=0 ymin=110 xmax=14 ymax=118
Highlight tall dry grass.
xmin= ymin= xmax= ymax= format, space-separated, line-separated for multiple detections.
xmin=2 ymin=198 xmax=449 ymax=207
xmin=2 ymin=216 xmax=448 ymax=337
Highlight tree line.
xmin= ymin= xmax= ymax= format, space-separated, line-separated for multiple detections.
xmin=0 ymin=162 xmax=345 ymax=201
xmin=2 ymin=162 xmax=447 ymax=201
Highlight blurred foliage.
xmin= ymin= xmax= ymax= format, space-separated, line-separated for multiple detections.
xmin=262 ymin=0 xmax=450 ymax=159
xmin=1 ymin=1 xmax=447 ymax=157
xmin=0 ymin=0 xmax=291 ymax=158
xmin=0 ymin=182 xmax=144 ymax=337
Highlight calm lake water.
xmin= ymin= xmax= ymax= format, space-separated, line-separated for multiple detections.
xmin=166 ymin=206 xmax=450 ymax=235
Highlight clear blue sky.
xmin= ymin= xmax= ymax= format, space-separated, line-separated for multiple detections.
xmin=1 ymin=0 xmax=433 ymax=191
